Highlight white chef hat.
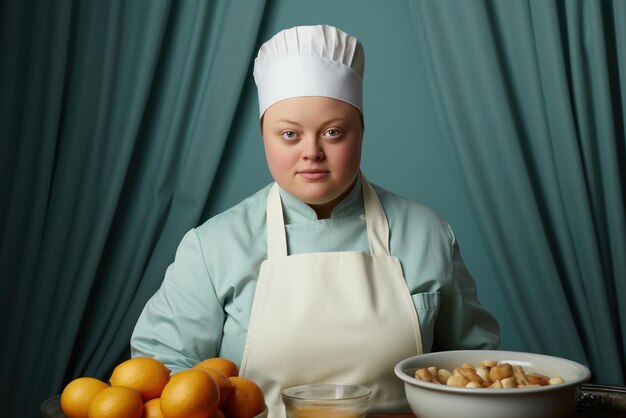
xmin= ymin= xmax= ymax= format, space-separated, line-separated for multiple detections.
xmin=253 ymin=25 xmax=364 ymax=118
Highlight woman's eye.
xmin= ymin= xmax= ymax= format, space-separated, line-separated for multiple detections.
xmin=281 ymin=131 xmax=297 ymax=140
xmin=324 ymin=129 xmax=341 ymax=138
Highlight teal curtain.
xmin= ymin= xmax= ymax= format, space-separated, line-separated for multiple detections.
xmin=411 ymin=0 xmax=625 ymax=384
xmin=0 ymin=1 xmax=267 ymax=417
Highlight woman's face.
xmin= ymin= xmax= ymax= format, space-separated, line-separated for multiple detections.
xmin=262 ymin=96 xmax=363 ymax=218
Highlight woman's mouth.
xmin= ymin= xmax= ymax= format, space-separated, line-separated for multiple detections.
xmin=298 ymin=170 xmax=329 ymax=180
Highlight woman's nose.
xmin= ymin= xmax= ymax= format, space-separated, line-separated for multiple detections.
xmin=302 ymin=138 xmax=324 ymax=160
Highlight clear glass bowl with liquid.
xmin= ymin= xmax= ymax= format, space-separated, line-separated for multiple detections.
xmin=281 ymin=383 xmax=371 ymax=418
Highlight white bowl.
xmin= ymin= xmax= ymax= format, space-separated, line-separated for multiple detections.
xmin=394 ymin=350 xmax=591 ymax=418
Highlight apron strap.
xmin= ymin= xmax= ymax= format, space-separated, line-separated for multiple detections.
xmin=361 ymin=174 xmax=391 ymax=257
xmin=265 ymin=174 xmax=391 ymax=259
xmin=266 ymin=183 xmax=288 ymax=259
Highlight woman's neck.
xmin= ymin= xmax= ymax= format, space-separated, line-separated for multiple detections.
xmin=307 ymin=176 xmax=359 ymax=219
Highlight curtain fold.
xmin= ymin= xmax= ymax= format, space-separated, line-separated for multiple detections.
xmin=0 ymin=1 xmax=267 ymax=417
xmin=411 ymin=0 xmax=625 ymax=384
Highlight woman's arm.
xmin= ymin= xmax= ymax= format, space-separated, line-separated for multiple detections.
xmin=434 ymin=230 xmax=501 ymax=351
xmin=130 ymin=229 xmax=224 ymax=373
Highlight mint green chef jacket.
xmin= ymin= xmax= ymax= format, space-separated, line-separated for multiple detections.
xmin=131 ymin=175 xmax=500 ymax=372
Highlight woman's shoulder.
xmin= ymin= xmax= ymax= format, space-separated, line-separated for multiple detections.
xmin=372 ymin=183 xmax=445 ymax=221
xmin=371 ymin=183 xmax=453 ymax=239
xmin=195 ymin=183 xmax=272 ymax=237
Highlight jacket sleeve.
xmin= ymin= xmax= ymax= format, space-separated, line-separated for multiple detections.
xmin=130 ymin=229 xmax=224 ymax=372
xmin=434 ymin=228 xmax=501 ymax=350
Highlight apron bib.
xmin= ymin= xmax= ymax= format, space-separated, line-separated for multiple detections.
xmin=240 ymin=177 xmax=423 ymax=418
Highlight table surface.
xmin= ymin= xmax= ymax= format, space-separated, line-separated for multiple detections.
xmin=367 ymin=413 xmax=626 ymax=418
xmin=367 ymin=415 xmax=626 ymax=418
xmin=41 ymin=384 xmax=626 ymax=418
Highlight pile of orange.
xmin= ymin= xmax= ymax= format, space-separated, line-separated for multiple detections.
xmin=60 ymin=357 xmax=265 ymax=418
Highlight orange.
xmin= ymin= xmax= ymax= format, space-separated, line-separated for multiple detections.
xmin=221 ymin=377 xmax=265 ymax=418
xmin=142 ymin=398 xmax=164 ymax=418
xmin=193 ymin=366 xmax=232 ymax=406
xmin=87 ymin=385 xmax=143 ymax=418
xmin=109 ymin=357 xmax=171 ymax=401
xmin=61 ymin=377 xmax=109 ymax=418
xmin=194 ymin=357 xmax=239 ymax=377
xmin=160 ymin=369 xmax=220 ymax=418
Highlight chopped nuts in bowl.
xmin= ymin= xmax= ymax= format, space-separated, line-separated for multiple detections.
xmin=394 ymin=350 xmax=591 ymax=418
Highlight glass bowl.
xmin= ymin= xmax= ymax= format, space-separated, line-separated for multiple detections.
xmin=281 ymin=383 xmax=371 ymax=418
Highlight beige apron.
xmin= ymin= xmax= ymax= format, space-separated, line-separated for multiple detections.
xmin=240 ymin=177 xmax=423 ymax=418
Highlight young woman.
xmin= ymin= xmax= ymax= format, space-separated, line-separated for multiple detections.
xmin=131 ymin=24 xmax=500 ymax=417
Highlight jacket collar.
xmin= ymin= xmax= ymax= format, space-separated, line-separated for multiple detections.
xmin=277 ymin=174 xmax=364 ymax=223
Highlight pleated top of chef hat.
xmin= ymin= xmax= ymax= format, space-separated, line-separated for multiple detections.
xmin=253 ymin=25 xmax=364 ymax=118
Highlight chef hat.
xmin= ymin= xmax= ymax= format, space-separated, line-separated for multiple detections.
xmin=253 ymin=25 xmax=364 ymax=118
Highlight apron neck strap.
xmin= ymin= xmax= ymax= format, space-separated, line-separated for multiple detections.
xmin=266 ymin=184 xmax=288 ymax=259
xmin=265 ymin=175 xmax=391 ymax=259
xmin=361 ymin=174 xmax=391 ymax=256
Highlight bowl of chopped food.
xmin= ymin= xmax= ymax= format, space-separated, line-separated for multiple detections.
xmin=394 ymin=350 xmax=591 ymax=418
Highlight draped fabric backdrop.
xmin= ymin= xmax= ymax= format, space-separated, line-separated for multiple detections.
xmin=411 ymin=0 xmax=626 ymax=384
xmin=0 ymin=1 xmax=267 ymax=416
xmin=0 ymin=1 xmax=624 ymax=417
